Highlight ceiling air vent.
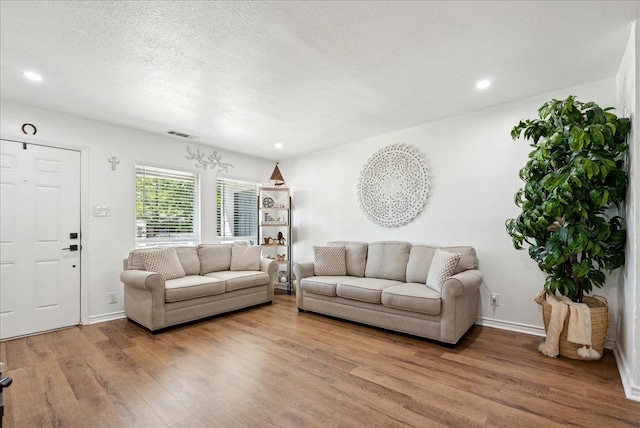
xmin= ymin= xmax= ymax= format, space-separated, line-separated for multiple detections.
xmin=167 ymin=130 xmax=198 ymax=139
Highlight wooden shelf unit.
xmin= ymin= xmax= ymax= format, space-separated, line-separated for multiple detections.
xmin=259 ymin=186 xmax=292 ymax=293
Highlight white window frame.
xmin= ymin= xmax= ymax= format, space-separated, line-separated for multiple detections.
xmin=135 ymin=164 xmax=201 ymax=248
xmin=216 ymin=177 xmax=259 ymax=245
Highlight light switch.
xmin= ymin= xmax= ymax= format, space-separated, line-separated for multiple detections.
xmin=93 ymin=206 xmax=111 ymax=217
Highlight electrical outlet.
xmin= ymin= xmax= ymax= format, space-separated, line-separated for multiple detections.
xmin=108 ymin=292 xmax=117 ymax=304
xmin=490 ymin=293 xmax=499 ymax=307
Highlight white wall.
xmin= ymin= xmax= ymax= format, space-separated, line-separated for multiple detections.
xmin=616 ymin=20 xmax=640 ymax=401
xmin=285 ymin=78 xmax=621 ymax=338
xmin=0 ymin=100 xmax=275 ymax=323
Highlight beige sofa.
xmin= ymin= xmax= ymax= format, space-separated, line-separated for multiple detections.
xmin=293 ymin=241 xmax=482 ymax=345
xmin=120 ymin=243 xmax=277 ymax=331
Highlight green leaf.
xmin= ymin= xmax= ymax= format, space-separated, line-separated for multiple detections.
xmin=590 ymin=126 xmax=605 ymax=146
xmin=569 ymin=127 xmax=585 ymax=150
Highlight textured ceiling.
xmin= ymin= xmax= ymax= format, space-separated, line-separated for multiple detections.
xmin=1 ymin=1 xmax=638 ymax=160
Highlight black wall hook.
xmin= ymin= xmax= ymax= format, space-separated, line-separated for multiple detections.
xmin=21 ymin=123 xmax=37 ymax=135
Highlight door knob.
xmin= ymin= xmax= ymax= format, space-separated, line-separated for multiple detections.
xmin=62 ymin=244 xmax=79 ymax=251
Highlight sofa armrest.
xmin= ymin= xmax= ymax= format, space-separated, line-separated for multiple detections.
xmin=261 ymin=258 xmax=278 ymax=300
xmin=439 ymin=269 xmax=483 ymax=344
xmin=293 ymin=262 xmax=314 ymax=288
xmin=260 ymin=258 xmax=278 ymax=276
xmin=119 ymin=269 xmax=167 ymax=329
xmin=441 ymin=269 xmax=483 ymax=299
xmin=293 ymin=262 xmax=314 ymax=308
xmin=119 ymin=269 xmax=165 ymax=292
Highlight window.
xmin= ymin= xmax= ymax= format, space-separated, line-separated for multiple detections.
xmin=135 ymin=165 xmax=200 ymax=248
xmin=217 ymin=177 xmax=259 ymax=244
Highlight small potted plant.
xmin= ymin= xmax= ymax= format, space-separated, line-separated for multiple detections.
xmin=506 ymin=95 xmax=630 ymax=359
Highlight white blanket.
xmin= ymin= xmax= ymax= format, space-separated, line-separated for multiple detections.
xmin=535 ymin=291 xmax=600 ymax=359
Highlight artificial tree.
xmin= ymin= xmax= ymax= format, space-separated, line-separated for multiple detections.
xmin=506 ymin=95 xmax=631 ymax=303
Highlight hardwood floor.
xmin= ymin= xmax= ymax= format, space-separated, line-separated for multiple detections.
xmin=1 ymin=293 xmax=638 ymax=427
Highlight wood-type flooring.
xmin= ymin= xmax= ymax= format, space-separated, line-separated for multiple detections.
xmin=1 ymin=293 xmax=638 ymax=427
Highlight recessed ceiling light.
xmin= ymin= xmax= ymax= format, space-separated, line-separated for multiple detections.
xmin=274 ymin=142 xmax=283 ymax=149
xmin=476 ymin=79 xmax=491 ymax=90
xmin=24 ymin=71 xmax=42 ymax=82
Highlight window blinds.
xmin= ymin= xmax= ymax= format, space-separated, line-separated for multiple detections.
xmin=216 ymin=177 xmax=259 ymax=244
xmin=135 ymin=165 xmax=200 ymax=248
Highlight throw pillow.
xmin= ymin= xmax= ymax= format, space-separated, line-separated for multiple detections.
xmin=230 ymin=245 xmax=261 ymax=271
xmin=140 ymin=247 xmax=186 ymax=280
xmin=426 ymin=249 xmax=462 ymax=292
xmin=314 ymin=246 xmax=347 ymax=276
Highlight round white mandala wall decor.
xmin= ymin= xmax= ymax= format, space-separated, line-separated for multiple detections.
xmin=357 ymin=144 xmax=431 ymax=227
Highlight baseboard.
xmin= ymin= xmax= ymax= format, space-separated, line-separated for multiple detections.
xmin=476 ymin=317 xmax=616 ymax=350
xmin=614 ymin=345 xmax=640 ymax=402
xmin=476 ymin=317 xmax=546 ymax=337
xmin=88 ymin=310 xmax=126 ymax=325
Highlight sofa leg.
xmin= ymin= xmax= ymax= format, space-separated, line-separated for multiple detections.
xmin=298 ymin=308 xmax=305 ymax=313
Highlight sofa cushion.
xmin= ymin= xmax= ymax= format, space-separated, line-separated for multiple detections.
xmin=314 ymin=246 xmax=347 ymax=276
xmin=198 ymin=244 xmax=232 ymax=274
xmin=127 ymin=247 xmax=173 ymax=271
xmin=300 ymin=276 xmax=351 ymax=297
xmin=336 ymin=277 xmax=402 ymax=304
xmin=230 ymin=245 xmax=261 ymax=271
xmin=405 ymin=245 xmax=437 ymax=284
xmin=441 ymin=246 xmax=478 ymax=273
xmin=139 ymin=247 xmax=186 ymax=280
xmin=364 ymin=241 xmax=411 ymax=281
xmin=327 ymin=241 xmax=368 ymax=277
xmin=175 ymin=246 xmax=200 ymax=275
xmin=406 ymin=245 xmax=478 ymax=283
xmin=426 ymin=249 xmax=462 ymax=292
xmin=381 ymin=283 xmax=441 ymax=315
xmin=205 ymin=271 xmax=269 ymax=292
xmin=164 ymin=275 xmax=225 ymax=303
xmin=126 ymin=249 xmax=146 ymax=270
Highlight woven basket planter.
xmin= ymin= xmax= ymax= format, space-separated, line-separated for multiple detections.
xmin=542 ymin=295 xmax=608 ymax=360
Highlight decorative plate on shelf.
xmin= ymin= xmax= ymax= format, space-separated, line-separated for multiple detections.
xmin=263 ymin=197 xmax=274 ymax=208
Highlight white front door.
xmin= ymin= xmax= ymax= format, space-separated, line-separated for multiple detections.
xmin=0 ymin=140 xmax=81 ymax=340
